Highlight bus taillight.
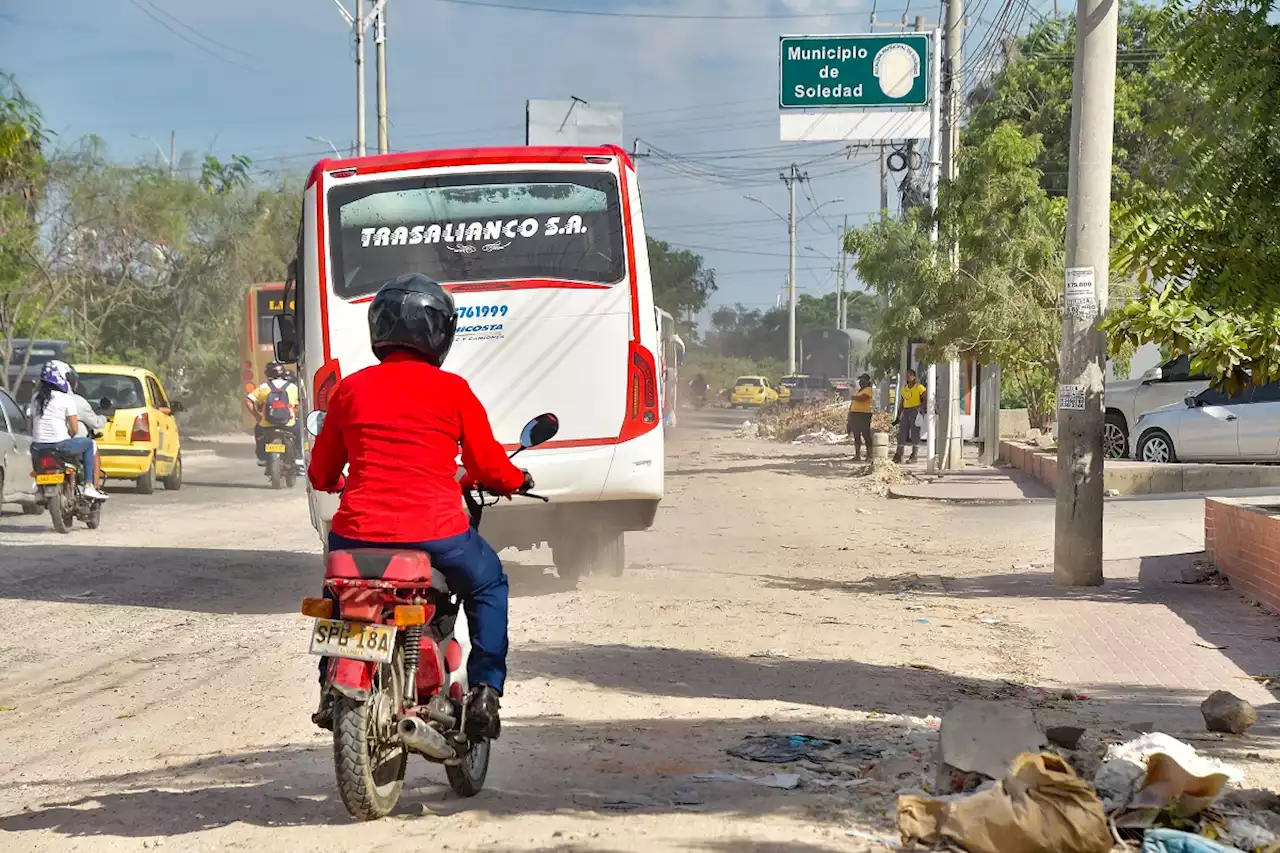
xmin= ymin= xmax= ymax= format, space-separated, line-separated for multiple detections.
xmin=621 ymin=343 xmax=659 ymax=439
xmin=312 ymin=359 xmax=343 ymax=412
xmin=241 ymin=361 xmax=253 ymax=382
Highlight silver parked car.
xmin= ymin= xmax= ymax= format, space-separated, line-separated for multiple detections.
xmin=1130 ymin=380 xmax=1280 ymax=463
xmin=0 ymin=385 xmax=38 ymax=512
xmin=1104 ymin=354 xmax=1210 ymax=459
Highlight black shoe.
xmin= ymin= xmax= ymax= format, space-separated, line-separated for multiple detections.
xmin=312 ymin=694 xmax=334 ymax=731
xmin=908 ymin=452 xmax=919 ymax=463
xmin=465 ymin=684 xmax=501 ymax=740
xmin=892 ymin=454 xmax=903 ymax=464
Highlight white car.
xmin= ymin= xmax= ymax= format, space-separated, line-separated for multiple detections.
xmin=0 ymin=385 xmax=37 ymax=512
xmin=1130 ymin=381 xmax=1280 ymax=463
xmin=1105 ymin=354 xmax=1210 ymax=458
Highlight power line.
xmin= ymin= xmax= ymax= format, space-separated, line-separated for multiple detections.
xmin=127 ymin=0 xmax=257 ymax=72
xmin=429 ymin=0 xmax=894 ymax=19
xmin=136 ymin=0 xmax=259 ymax=60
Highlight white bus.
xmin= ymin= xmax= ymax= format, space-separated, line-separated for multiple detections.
xmin=275 ymin=145 xmax=664 ymax=577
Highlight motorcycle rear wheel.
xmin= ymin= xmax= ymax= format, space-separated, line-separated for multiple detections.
xmin=333 ymin=694 xmax=408 ymax=820
xmin=49 ymin=486 xmax=71 ymax=534
xmin=445 ymin=738 xmax=490 ymax=797
xmin=267 ymin=456 xmax=282 ymax=490
xmin=86 ymin=501 xmax=102 ymax=530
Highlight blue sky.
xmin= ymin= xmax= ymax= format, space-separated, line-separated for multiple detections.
xmin=1 ymin=0 xmax=1022 ymax=315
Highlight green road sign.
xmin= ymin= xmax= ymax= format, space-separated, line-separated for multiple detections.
xmin=779 ymin=34 xmax=930 ymax=109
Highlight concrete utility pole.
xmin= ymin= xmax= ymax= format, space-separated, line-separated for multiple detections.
xmin=375 ymin=1 xmax=388 ymax=154
xmin=169 ymin=130 xmax=176 ymax=179
xmin=355 ymin=0 xmax=366 ymax=156
xmin=837 ymin=213 xmax=849 ymax=331
xmin=937 ymin=0 xmax=964 ymax=471
xmin=780 ymin=164 xmax=807 ymax=375
xmin=1054 ymin=0 xmax=1118 ymax=587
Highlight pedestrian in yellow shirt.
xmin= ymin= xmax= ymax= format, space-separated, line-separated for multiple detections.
xmin=846 ymin=373 xmax=874 ymax=461
xmin=893 ymin=368 xmax=927 ymax=464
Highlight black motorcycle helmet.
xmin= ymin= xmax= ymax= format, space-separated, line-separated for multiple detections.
xmin=266 ymin=361 xmax=287 ymax=380
xmin=367 ymin=273 xmax=457 ymax=366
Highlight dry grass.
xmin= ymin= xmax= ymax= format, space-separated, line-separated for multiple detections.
xmin=753 ymin=400 xmax=894 ymax=442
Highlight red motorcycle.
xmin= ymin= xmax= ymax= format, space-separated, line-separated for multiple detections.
xmin=301 ymin=413 xmax=558 ymax=820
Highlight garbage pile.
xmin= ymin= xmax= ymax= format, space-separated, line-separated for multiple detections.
xmin=895 ymin=698 xmax=1276 ymax=853
xmin=755 ymin=400 xmax=849 ymax=441
xmin=709 ymin=696 xmax=1277 ymax=853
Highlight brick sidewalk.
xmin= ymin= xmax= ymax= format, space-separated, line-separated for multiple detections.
xmin=962 ymin=553 xmax=1279 ymax=735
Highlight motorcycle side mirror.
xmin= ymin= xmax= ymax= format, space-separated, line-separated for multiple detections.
xmin=519 ymin=413 xmax=559 ymax=449
xmin=99 ymin=397 xmax=113 ymax=411
xmin=306 ymin=410 xmax=326 ymax=436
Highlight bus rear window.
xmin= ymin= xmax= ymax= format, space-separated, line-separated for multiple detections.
xmin=255 ymin=289 xmax=291 ymax=346
xmin=327 ymin=170 xmax=626 ymax=299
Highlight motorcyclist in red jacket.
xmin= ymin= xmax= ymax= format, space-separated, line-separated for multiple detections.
xmin=308 ymin=273 xmax=530 ymax=738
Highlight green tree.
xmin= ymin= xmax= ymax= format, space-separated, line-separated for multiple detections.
xmin=848 ymin=124 xmax=1064 ymax=427
xmin=647 ymin=237 xmax=717 ymax=330
xmin=1104 ymin=0 xmax=1280 ymax=390
xmin=966 ymin=2 xmax=1175 ymax=200
xmin=0 ymin=73 xmax=58 ymax=390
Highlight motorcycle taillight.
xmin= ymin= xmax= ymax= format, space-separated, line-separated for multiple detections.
xmin=35 ymin=453 xmax=60 ymax=472
xmin=336 ymin=586 xmax=388 ymax=623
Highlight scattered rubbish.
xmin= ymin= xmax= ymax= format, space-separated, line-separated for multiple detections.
xmin=59 ymin=590 xmax=99 ymax=600
xmin=979 ymin=617 xmax=1004 ymax=625
xmin=1046 ymin=725 xmax=1086 ymax=751
xmin=792 ymin=429 xmax=846 ymax=445
xmin=1201 ymin=691 xmax=1258 ymax=735
xmin=845 ymin=827 xmax=901 ymax=848
xmin=1178 ymin=561 xmax=1219 ymax=585
xmin=1194 ymin=641 xmax=1228 ymax=651
xmin=1223 ymin=816 xmax=1278 ymax=851
xmin=691 ymin=771 xmax=800 ymax=790
xmin=748 ymin=648 xmax=791 ymax=659
xmin=1106 ymin=488 xmax=1121 ymax=497
xmin=914 ymin=618 xmax=930 ymax=624
xmin=727 ymin=734 xmax=842 ymax=764
xmin=898 ymin=752 xmax=1113 ymax=853
xmin=0 ymin=705 xmax=15 ymax=712
xmin=116 ymin=712 xmax=134 ymax=719
xmin=1096 ymin=733 xmax=1242 ymax=819
xmin=1119 ymin=752 xmax=1232 ymax=825
xmin=759 ymin=772 xmax=800 ymax=790
xmin=939 ymin=700 xmax=1048 ymax=782
xmin=1141 ymin=828 xmax=1246 ymax=853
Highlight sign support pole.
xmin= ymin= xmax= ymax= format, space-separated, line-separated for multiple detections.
xmin=925 ymin=26 xmax=941 ymax=473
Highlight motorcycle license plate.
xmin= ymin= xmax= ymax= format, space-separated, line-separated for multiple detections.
xmin=35 ymin=473 xmax=64 ymax=485
xmin=264 ymin=442 xmax=286 ymax=453
xmin=309 ymin=619 xmax=396 ymax=664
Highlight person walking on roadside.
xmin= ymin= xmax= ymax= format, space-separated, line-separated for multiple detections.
xmin=847 ymin=373 xmax=874 ymax=462
xmin=892 ymin=368 xmax=927 ymax=464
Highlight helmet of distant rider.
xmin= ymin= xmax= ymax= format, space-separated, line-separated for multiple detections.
xmin=265 ymin=361 xmax=287 ymax=380
xmin=40 ymin=360 xmax=70 ymax=393
xmin=367 ymin=273 xmax=457 ymax=366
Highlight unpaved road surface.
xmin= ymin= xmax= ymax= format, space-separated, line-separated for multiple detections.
xmin=0 ymin=428 xmax=1275 ymax=852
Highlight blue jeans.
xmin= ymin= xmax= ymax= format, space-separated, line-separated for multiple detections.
xmin=323 ymin=527 xmax=510 ymax=694
xmin=34 ymin=437 xmax=96 ymax=481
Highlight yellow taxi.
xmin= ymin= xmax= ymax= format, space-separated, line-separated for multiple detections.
xmin=730 ymin=375 xmax=780 ymax=408
xmin=74 ymin=365 xmax=185 ymax=494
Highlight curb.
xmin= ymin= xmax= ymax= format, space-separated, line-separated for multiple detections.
xmin=885 ymin=485 xmax=1052 ymax=505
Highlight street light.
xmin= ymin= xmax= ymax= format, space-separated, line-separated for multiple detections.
xmin=745 ymin=194 xmax=846 ymax=372
xmin=307 ymin=135 xmax=343 ymax=157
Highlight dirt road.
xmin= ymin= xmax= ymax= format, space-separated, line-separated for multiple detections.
xmin=0 ymin=429 xmax=1271 ymax=852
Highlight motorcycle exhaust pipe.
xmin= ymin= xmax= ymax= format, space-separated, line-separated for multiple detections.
xmin=397 ymin=715 xmax=455 ymax=760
